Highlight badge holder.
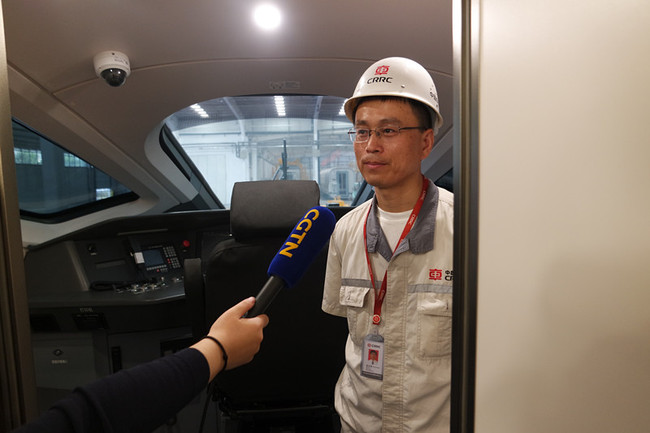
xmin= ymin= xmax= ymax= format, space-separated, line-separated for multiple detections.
xmin=361 ymin=331 xmax=384 ymax=380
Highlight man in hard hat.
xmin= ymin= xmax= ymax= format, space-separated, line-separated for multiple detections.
xmin=322 ymin=57 xmax=453 ymax=432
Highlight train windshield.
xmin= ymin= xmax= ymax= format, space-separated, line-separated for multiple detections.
xmin=166 ymin=95 xmax=361 ymax=208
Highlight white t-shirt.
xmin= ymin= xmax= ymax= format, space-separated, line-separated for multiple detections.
xmin=376 ymin=207 xmax=411 ymax=251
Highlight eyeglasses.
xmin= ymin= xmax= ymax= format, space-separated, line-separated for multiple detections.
xmin=347 ymin=125 xmax=424 ymax=143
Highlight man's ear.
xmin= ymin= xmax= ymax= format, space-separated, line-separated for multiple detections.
xmin=420 ymin=128 xmax=435 ymax=161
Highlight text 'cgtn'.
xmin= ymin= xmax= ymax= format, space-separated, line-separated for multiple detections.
xmin=279 ymin=209 xmax=320 ymax=258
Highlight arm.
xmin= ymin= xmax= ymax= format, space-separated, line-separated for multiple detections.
xmin=15 ymin=297 xmax=269 ymax=433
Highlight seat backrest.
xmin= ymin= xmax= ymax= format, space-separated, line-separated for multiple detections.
xmin=202 ymin=180 xmax=348 ymax=409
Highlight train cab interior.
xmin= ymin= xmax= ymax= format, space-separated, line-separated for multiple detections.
xmin=4 ymin=1 xmax=650 ymax=432
xmin=1 ymin=1 xmax=454 ymax=432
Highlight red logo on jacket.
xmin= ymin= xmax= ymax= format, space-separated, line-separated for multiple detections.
xmin=429 ymin=269 xmax=453 ymax=281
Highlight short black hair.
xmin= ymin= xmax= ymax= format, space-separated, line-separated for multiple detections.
xmin=353 ymin=96 xmax=433 ymax=130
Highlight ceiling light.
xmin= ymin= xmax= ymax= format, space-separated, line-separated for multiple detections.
xmin=191 ymin=103 xmax=209 ymax=118
xmin=274 ymin=95 xmax=286 ymax=117
xmin=253 ymin=4 xmax=282 ymax=31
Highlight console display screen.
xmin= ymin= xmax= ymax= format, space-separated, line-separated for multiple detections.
xmin=142 ymin=248 xmax=165 ymax=266
xmin=139 ymin=244 xmax=181 ymax=274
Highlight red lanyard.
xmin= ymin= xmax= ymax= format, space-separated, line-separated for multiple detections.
xmin=363 ymin=176 xmax=429 ymax=325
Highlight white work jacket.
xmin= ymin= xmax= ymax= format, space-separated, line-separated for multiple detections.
xmin=322 ymin=181 xmax=454 ymax=433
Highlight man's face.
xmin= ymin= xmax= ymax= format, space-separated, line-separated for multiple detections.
xmin=353 ymin=99 xmax=433 ymax=193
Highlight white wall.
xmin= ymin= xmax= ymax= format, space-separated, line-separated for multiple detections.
xmin=475 ymin=1 xmax=650 ymax=432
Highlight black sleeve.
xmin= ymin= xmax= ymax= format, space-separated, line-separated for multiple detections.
xmin=13 ymin=347 xmax=210 ymax=433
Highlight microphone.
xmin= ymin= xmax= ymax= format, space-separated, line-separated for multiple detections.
xmin=245 ymin=206 xmax=336 ymax=317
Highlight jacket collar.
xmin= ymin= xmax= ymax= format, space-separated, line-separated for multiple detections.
xmin=366 ymin=178 xmax=439 ymax=262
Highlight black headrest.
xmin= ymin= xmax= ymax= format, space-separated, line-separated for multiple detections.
xmin=230 ymin=180 xmax=320 ymax=240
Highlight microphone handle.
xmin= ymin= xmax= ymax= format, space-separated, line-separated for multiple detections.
xmin=245 ymin=275 xmax=286 ymax=317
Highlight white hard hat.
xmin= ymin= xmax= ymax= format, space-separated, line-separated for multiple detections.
xmin=344 ymin=57 xmax=443 ymax=135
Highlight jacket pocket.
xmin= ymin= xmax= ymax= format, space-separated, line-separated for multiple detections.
xmin=339 ymin=285 xmax=371 ymax=345
xmin=417 ymin=293 xmax=452 ymax=358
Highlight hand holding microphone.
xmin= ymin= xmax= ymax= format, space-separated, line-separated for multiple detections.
xmin=245 ymin=206 xmax=336 ymax=317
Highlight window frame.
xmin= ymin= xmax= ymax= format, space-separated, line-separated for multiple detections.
xmin=12 ymin=118 xmax=139 ymax=223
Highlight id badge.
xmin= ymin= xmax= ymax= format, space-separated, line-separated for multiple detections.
xmin=361 ymin=333 xmax=384 ymax=380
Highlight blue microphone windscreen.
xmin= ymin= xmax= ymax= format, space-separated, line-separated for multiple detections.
xmin=267 ymin=206 xmax=336 ymax=288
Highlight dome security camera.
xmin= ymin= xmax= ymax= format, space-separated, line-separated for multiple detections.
xmin=93 ymin=51 xmax=131 ymax=87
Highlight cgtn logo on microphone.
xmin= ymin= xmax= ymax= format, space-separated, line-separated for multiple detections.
xmin=279 ymin=208 xmax=321 ymax=258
